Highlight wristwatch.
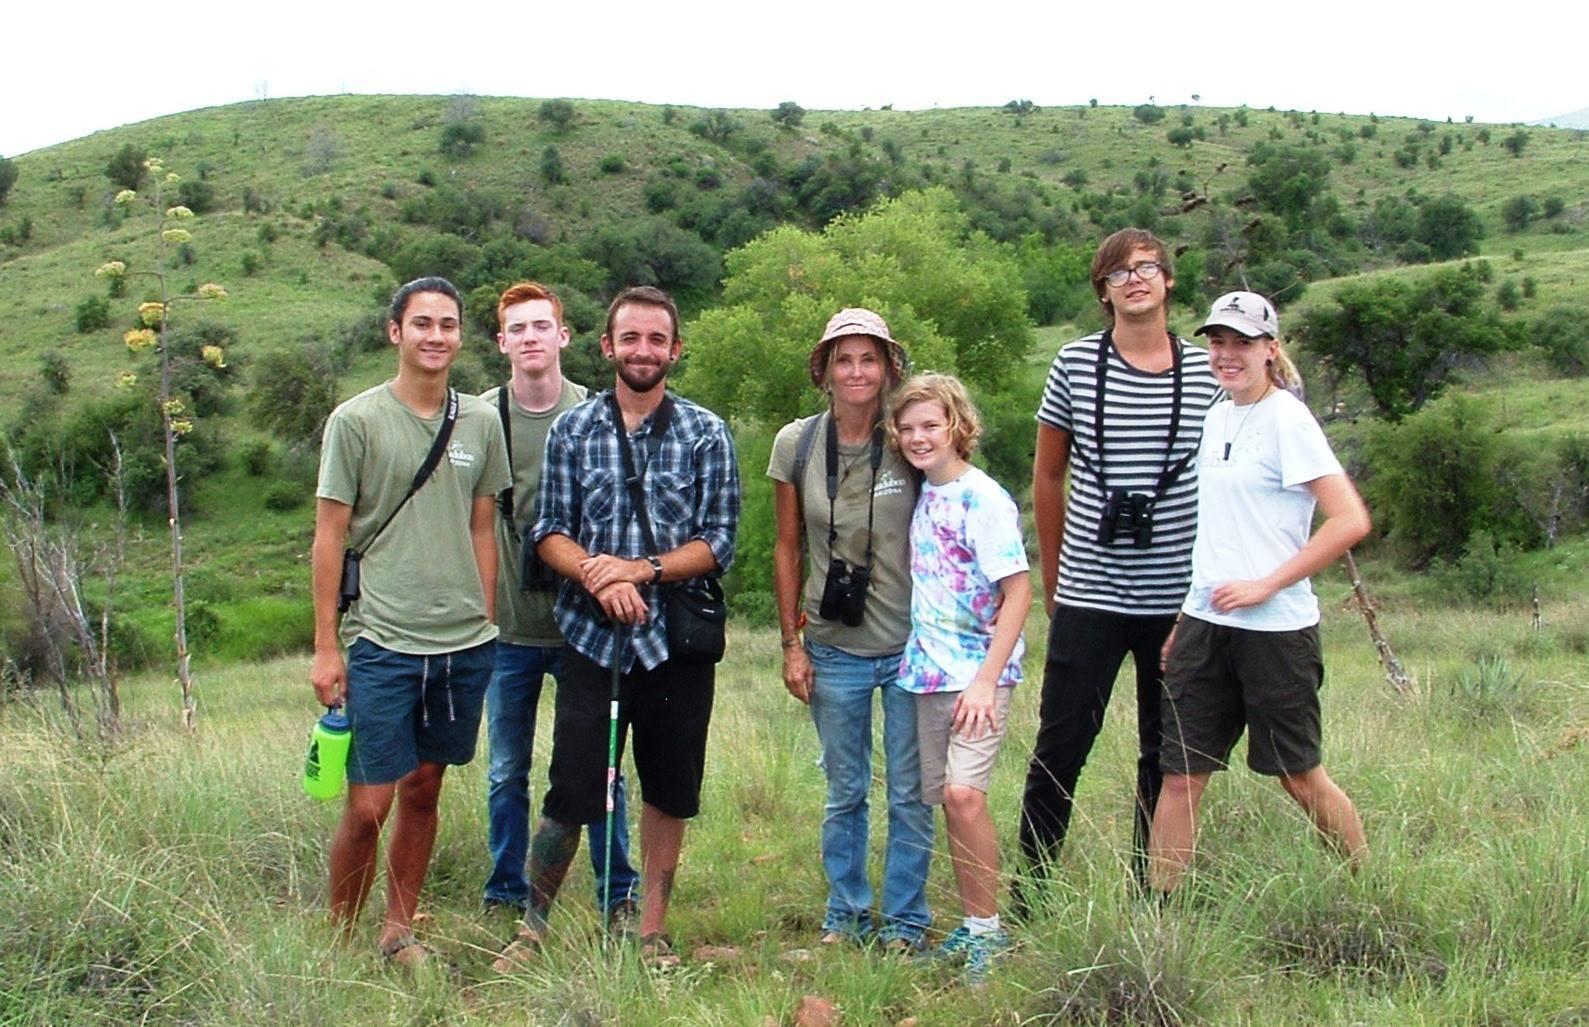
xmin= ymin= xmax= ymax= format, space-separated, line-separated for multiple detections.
xmin=646 ymin=556 xmax=663 ymax=584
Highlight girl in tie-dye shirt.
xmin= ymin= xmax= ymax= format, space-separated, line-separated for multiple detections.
xmin=888 ymin=374 xmax=1032 ymax=981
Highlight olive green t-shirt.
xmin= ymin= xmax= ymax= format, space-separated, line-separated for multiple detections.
xmin=479 ymin=379 xmax=588 ymax=646
xmin=767 ymin=413 xmax=917 ymax=656
xmin=317 ymin=383 xmax=511 ymax=655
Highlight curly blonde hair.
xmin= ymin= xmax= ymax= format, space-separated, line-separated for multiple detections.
xmin=886 ymin=373 xmax=982 ymax=459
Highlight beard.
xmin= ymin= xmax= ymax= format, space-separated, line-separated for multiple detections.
xmin=615 ymin=355 xmax=671 ymax=393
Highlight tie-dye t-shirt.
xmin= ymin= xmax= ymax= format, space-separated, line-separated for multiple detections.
xmin=898 ymin=466 xmax=1029 ymax=695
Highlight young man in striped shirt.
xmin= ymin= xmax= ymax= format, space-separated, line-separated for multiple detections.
xmin=1015 ymin=229 xmax=1220 ymax=906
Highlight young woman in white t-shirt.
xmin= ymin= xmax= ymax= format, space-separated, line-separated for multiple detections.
xmin=1147 ymin=291 xmax=1372 ymax=896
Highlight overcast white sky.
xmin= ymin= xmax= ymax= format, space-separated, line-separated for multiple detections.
xmin=5 ymin=0 xmax=1583 ymax=157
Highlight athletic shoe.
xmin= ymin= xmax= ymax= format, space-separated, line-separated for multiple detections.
xmin=962 ymin=929 xmax=1011 ymax=986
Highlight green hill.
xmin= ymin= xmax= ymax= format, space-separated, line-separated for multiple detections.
xmin=2 ymin=94 xmax=1587 ymax=671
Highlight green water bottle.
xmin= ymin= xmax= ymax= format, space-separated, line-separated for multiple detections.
xmin=302 ymin=706 xmax=351 ymax=801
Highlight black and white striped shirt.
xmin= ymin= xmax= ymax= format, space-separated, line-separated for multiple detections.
xmin=1036 ymin=331 xmax=1220 ymax=616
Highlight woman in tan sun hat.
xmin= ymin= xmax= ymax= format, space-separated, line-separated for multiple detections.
xmin=766 ymin=308 xmax=932 ymax=950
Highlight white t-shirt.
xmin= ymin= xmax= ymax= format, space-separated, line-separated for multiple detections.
xmin=1182 ymin=390 xmax=1343 ymax=632
xmin=898 ymin=467 xmax=1029 ymax=695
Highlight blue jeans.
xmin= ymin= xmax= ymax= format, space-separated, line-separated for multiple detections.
xmin=483 ymin=642 xmax=639 ymax=910
xmin=806 ymin=642 xmax=933 ymax=943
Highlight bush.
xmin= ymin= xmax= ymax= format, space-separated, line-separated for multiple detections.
xmin=1166 ymin=126 xmax=1195 ymax=148
xmin=540 ymin=146 xmax=567 ymax=185
xmin=105 ymin=142 xmax=146 ymax=191
xmin=39 ymin=352 xmax=70 ymax=396
xmin=539 ymin=99 xmax=576 ymax=132
xmin=1534 ymin=305 xmax=1589 ymax=376
xmin=0 ymin=155 xmax=16 ymax=206
xmin=1449 ymin=530 xmax=1529 ymax=602
xmin=770 ymin=101 xmax=805 ymax=129
xmin=1363 ymin=395 xmax=1519 ymax=565
xmin=1496 ymin=279 xmax=1521 ymax=311
xmin=598 ymin=154 xmax=626 ymax=175
xmin=177 ymin=179 xmax=216 ymax=214
xmin=262 ymin=480 xmax=308 ymax=511
xmin=240 ymin=439 xmax=273 ymax=476
xmin=1132 ymin=104 xmax=1165 ymax=124
xmin=1543 ymin=196 xmax=1566 ymax=219
xmin=74 ymin=296 xmax=110 ymax=333
xmin=439 ymin=121 xmax=485 ymax=158
xmin=1502 ymin=194 xmax=1540 ymax=232
xmin=644 ymin=177 xmax=677 ymax=212
xmin=251 ymin=345 xmax=341 ymax=450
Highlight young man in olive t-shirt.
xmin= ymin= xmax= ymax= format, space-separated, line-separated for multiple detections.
xmin=311 ymin=276 xmax=510 ymax=965
xmin=477 ymin=281 xmax=639 ymax=918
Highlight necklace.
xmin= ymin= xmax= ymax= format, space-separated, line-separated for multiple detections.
xmin=1222 ymin=383 xmax=1272 ymax=461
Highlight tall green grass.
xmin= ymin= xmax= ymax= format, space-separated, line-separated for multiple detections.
xmin=2 ymin=602 xmax=1587 ymax=1024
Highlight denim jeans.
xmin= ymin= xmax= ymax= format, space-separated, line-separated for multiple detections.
xmin=806 ymin=641 xmax=933 ymax=943
xmin=483 ymin=642 xmax=640 ymax=910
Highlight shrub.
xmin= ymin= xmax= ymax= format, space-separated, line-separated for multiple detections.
xmin=540 ymin=146 xmax=567 ymax=185
xmin=1502 ymin=194 xmax=1540 ymax=232
xmin=539 ymin=99 xmax=576 ymax=132
xmin=241 ymin=439 xmax=273 ymax=476
xmin=250 ymin=344 xmax=341 ymax=450
xmin=1166 ymin=126 xmax=1195 ymax=147
xmin=439 ymin=121 xmax=485 ymax=158
xmin=770 ymin=101 xmax=805 ymax=129
xmin=1132 ymin=104 xmax=1165 ymax=124
xmin=0 ymin=155 xmax=16 ymax=206
xmin=694 ymin=166 xmax=722 ymax=190
xmin=1501 ymin=129 xmax=1529 ymax=157
xmin=177 ymin=179 xmax=215 ymax=214
xmin=644 ymin=177 xmax=677 ymax=212
xmin=690 ymin=110 xmax=741 ymax=143
xmin=105 ymin=142 xmax=147 ymax=191
xmin=39 ymin=352 xmax=71 ymax=395
xmin=1496 ymin=279 xmax=1521 ymax=311
xmin=74 ymin=296 xmax=111 ymax=333
xmin=1543 ymin=195 xmax=1566 ymax=219
xmin=1533 ymin=305 xmax=1589 ymax=376
xmin=598 ymin=154 xmax=626 ymax=175
xmin=262 ymin=480 xmax=307 ymax=511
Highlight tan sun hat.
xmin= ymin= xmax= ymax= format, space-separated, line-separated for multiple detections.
xmin=808 ymin=308 xmax=910 ymax=388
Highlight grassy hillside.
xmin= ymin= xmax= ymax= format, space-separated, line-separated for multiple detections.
xmin=3 ymin=596 xmax=1587 ymax=1024
xmin=1 ymin=95 xmax=1587 ymax=674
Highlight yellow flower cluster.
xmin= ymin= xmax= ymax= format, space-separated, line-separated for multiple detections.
xmin=165 ymin=205 xmax=195 ymax=219
xmin=169 ymin=418 xmax=194 ymax=436
xmin=95 ymin=260 xmax=128 ymax=278
xmin=163 ymin=399 xmax=186 ymax=417
xmin=138 ymin=301 xmax=166 ymax=327
xmin=116 ymin=371 xmax=139 ymax=389
xmin=124 ymin=329 xmax=157 ymax=351
xmin=198 ymin=282 xmax=228 ymax=300
xmin=162 ymin=228 xmax=193 ymax=245
xmin=201 ymin=345 xmax=227 ymax=369
xmin=115 ymin=190 xmax=138 ymax=205
xmin=164 ymin=172 xmax=180 ymax=185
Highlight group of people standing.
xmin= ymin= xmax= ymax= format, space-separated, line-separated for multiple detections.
xmin=308 ymin=225 xmax=1370 ymax=982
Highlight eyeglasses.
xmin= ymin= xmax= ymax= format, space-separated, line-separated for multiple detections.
xmin=1103 ymin=261 xmax=1163 ymax=287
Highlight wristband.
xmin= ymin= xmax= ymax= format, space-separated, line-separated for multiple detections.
xmin=781 ymin=636 xmax=803 ymax=649
xmin=646 ymin=556 xmax=663 ymax=584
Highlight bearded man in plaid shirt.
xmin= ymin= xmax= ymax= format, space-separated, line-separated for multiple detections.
xmin=495 ymin=285 xmax=740 ymax=970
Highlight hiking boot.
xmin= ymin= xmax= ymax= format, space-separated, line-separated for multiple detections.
xmin=606 ymin=899 xmax=640 ymax=939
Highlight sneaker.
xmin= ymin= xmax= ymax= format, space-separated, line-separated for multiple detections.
xmin=915 ymin=925 xmax=976 ymax=965
xmin=962 ymin=929 xmax=1011 ymax=986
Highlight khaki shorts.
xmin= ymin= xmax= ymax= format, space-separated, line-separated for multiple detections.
xmin=916 ymin=687 xmax=1014 ymax=805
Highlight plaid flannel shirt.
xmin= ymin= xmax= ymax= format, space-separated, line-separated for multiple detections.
xmin=531 ymin=390 xmax=740 ymax=672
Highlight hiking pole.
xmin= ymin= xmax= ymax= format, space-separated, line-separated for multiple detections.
xmin=602 ymin=623 xmax=627 ymax=938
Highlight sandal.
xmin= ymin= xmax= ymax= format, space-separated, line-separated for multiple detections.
xmin=639 ymin=932 xmax=681 ymax=969
xmin=380 ymin=933 xmax=431 ymax=968
xmin=492 ymin=923 xmax=546 ymax=973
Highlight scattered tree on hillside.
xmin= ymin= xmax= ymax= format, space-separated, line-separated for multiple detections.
xmin=0 ymin=155 xmax=16 ymax=206
xmin=440 ymin=121 xmax=486 ymax=158
xmin=304 ymin=125 xmax=339 ymax=175
xmin=93 ymin=156 xmax=229 ymax=730
xmin=540 ymin=145 xmax=567 ymax=185
xmin=1414 ymin=195 xmax=1484 ymax=260
xmin=105 ymin=143 xmax=147 ymax=192
xmin=1132 ymin=104 xmax=1165 ymax=124
xmin=771 ymin=101 xmax=805 ymax=129
xmin=1501 ymin=194 xmax=1540 ymax=232
xmin=539 ymin=99 xmax=576 ymax=132
xmin=690 ymin=109 xmax=742 ymax=144
xmin=1501 ymin=129 xmax=1529 ymax=157
xmin=251 ymin=345 xmax=341 ymax=450
xmin=1295 ymin=262 xmax=1513 ymax=419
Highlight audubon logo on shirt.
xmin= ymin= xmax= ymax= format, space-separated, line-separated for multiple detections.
xmin=874 ymin=469 xmax=908 ymax=498
xmin=447 ymin=442 xmax=476 ymax=469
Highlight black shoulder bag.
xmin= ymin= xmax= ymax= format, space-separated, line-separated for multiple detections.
xmin=338 ymin=389 xmax=459 ymax=612
xmin=607 ymin=392 xmax=727 ymax=664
